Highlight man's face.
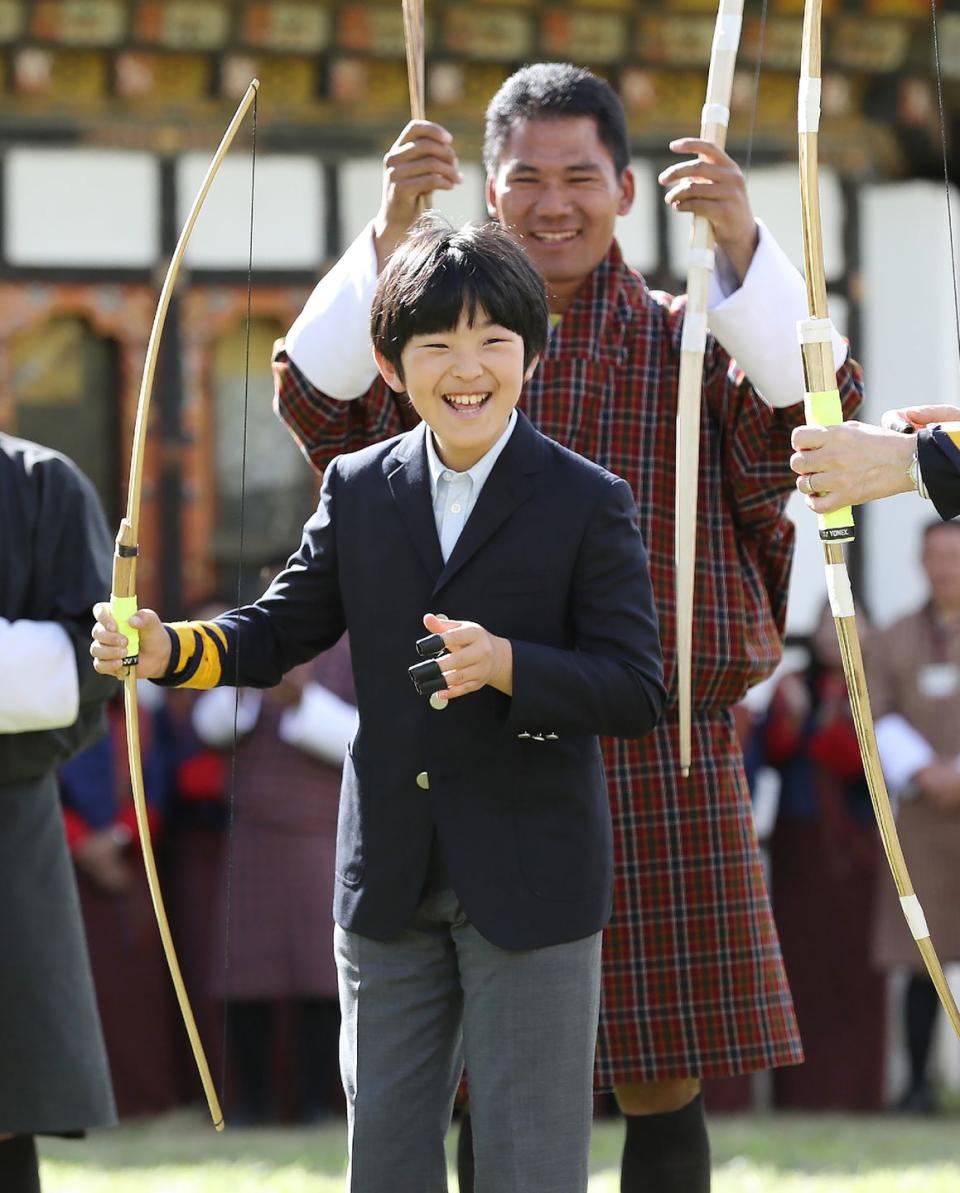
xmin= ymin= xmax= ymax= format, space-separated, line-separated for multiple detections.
xmin=486 ymin=115 xmax=634 ymax=299
xmin=922 ymin=525 xmax=960 ymax=611
xmin=375 ymin=306 xmax=535 ymax=472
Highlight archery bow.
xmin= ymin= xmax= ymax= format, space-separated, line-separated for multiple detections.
xmin=675 ymin=0 xmax=744 ymax=777
xmin=401 ymin=0 xmax=429 ymax=215
xmin=796 ymin=4 xmax=960 ymax=1038
xmin=110 ymin=80 xmax=260 ymax=1130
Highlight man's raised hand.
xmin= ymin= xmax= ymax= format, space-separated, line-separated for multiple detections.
xmin=659 ymin=138 xmax=758 ymax=284
xmin=373 ymin=121 xmax=463 ymax=269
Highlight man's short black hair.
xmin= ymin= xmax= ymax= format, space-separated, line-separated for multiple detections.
xmin=370 ymin=214 xmax=549 ymax=375
xmin=483 ymin=63 xmax=630 ymax=177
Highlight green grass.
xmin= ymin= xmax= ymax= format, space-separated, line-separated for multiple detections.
xmin=38 ymin=1111 xmax=960 ymax=1191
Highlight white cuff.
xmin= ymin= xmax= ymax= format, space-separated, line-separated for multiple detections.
xmin=875 ymin=712 xmax=935 ymax=798
xmin=191 ymin=687 xmax=262 ymax=748
xmin=285 ymin=221 xmax=381 ymax=400
xmin=707 ymin=221 xmax=848 ymax=408
xmin=278 ymin=682 xmax=358 ymax=766
xmin=0 ymin=618 xmax=80 ymax=733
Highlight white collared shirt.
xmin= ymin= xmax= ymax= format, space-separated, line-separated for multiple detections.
xmin=424 ymin=409 xmax=518 ymax=561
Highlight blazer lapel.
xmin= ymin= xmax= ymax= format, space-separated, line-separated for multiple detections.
xmin=383 ymin=425 xmax=445 ymax=580
xmin=432 ymin=412 xmax=545 ymax=597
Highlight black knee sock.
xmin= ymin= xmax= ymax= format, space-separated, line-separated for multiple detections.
xmin=621 ymin=1094 xmax=710 ymax=1193
xmin=905 ymin=973 xmax=939 ymax=1091
xmin=456 ymin=1109 xmax=475 ymax=1193
xmin=0 ymin=1135 xmax=41 ymax=1193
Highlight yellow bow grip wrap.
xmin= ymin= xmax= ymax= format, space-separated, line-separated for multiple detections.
xmin=804 ymin=388 xmax=855 ymax=541
xmin=111 ymin=595 xmax=140 ymax=665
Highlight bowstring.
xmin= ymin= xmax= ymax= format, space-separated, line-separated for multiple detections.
xmin=221 ymin=85 xmax=258 ymax=1109
xmin=930 ymin=0 xmax=960 ymax=364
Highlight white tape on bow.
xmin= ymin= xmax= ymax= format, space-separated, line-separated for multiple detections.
xmin=798 ymin=76 xmax=822 ymax=134
xmin=681 ymin=312 xmax=709 ymax=354
xmin=688 ymin=248 xmax=716 ymax=272
xmin=701 ymin=103 xmax=730 ymax=129
xmin=797 ymin=317 xmax=834 ymax=345
xmin=900 ymin=895 xmax=930 ymax=942
xmin=825 ymin=563 xmax=855 ymax=618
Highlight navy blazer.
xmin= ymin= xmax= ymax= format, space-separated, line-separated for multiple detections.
xmin=201 ymin=411 xmax=664 ymax=949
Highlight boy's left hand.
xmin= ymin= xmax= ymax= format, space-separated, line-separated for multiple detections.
xmin=422 ymin=613 xmax=513 ymax=699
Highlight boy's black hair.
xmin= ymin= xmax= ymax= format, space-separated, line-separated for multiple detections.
xmin=483 ymin=63 xmax=630 ymax=177
xmin=370 ymin=214 xmax=549 ymax=376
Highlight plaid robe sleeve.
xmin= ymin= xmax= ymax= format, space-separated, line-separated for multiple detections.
xmin=272 ymin=342 xmax=419 ymax=473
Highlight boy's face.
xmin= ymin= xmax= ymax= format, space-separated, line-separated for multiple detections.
xmin=485 ymin=115 xmax=634 ymax=303
xmin=376 ymin=306 xmax=536 ymax=473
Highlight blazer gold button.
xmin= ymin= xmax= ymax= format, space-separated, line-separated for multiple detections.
xmin=429 ymin=691 xmax=448 ymax=711
xmin=416 ymin=771 xmax=430 ymax=790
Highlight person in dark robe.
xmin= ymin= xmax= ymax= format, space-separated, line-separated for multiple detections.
xmin=0 ymin=432 xmax=117 ymax=1191
xmin=58 ymin=687 xmax=182 ymax=1118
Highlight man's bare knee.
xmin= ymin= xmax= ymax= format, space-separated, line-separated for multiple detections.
xmin=614 ymin=1077 xmax=701 ymax=1116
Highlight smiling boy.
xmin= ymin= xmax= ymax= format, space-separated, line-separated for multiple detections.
xmin=91 ymin=218 xmax=665 ymax=1193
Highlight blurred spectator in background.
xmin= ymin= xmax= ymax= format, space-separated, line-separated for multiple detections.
xmin=870 ymin=520 xmax=960 ymax=1113
xmin=1 ymin=433 xmax=116 ymax=1191
xmin=196 ymin=628 xmax=356 ymax=1125
xmin=161 ymin=602 xmax=232 ymax=1108
xmin=58 ymin=684 xmax=181 ymax=1118
xmin=762 ymin=605 xmax=885 ymax=1111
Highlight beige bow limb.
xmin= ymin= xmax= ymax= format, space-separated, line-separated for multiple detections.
xmin=402 ymin=0 xmax=430 ymax=215
xmin=110 ymin=80 xmax=260 ymax=1130
xmin=675 ymin=0 xmax=744 ymax=777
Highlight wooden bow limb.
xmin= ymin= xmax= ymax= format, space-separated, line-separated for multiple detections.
xmin=675 ymin=0 xmax=744 ymax=776
xmin=110 ymin=79 xmax=260 ymax=1130
xmin=796 ymin=3 xmax=960 ymax=1039
xmin=401 ymin=0 xmax=430 ymax=215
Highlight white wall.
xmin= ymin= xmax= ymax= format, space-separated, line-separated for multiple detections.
xmin=5 ymin=148 xmax=159 ymax=266
xmin=860 ymin=181 xmax=960 ymax=628
xmin=177 ymin=154 xmax=325 ymax=269
xmin=338 ymin=158 xmax=487 ymax=248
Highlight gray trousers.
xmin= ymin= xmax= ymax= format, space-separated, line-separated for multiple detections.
xmin=335 ymin=887 xmax=602 ymax=1193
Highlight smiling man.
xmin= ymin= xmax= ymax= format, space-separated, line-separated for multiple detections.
xmin=272 ymin=64 xmax=865 ymax=1193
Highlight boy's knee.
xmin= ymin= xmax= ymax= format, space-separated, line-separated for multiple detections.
xmin=614 ymin=1076 xmax=701 ymax=1116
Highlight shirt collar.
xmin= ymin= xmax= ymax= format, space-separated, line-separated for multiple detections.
xmin=424 ymin=408 xmax=518 ymax=498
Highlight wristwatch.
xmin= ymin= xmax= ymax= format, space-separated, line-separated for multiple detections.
xmin=908 ymin=448 xmax=930 ymax=501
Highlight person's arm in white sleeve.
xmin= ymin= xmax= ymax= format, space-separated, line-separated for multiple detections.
xmin=0 ymin=618 xmax=79 ymax=732
xmin=707 ymin=221 xmax=848 ymax=409
xmin=875 ymin=712 xmax=935 ymax=801
xmin=284 ymin=223 xmax=381 ymax=400
xmin=191 ymin=687 xmax=262 ymax=749
xmin=278 ymin=681 xmax=358 ymax=766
